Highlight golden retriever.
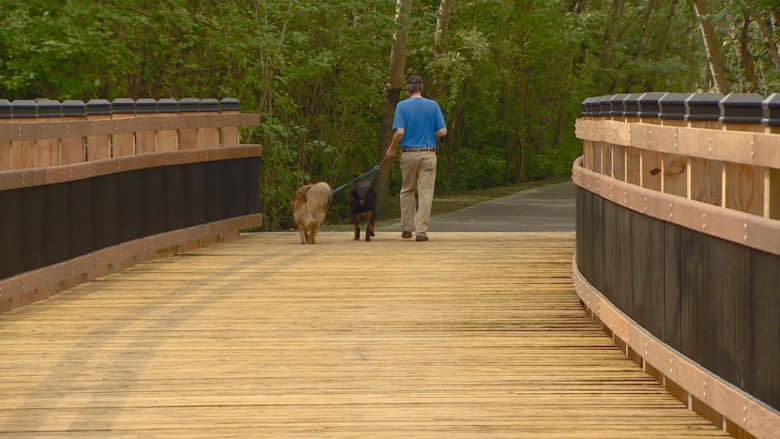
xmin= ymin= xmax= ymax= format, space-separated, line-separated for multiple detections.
xmin=292 ymin=182 xmax=332 ymax=244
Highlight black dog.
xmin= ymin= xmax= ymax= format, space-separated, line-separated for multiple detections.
xmin=350 ymin=179 xmax=377 ymax=241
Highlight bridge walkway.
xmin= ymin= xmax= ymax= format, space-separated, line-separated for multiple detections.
xmin=0 ymin=232 xmax=728 ymax=438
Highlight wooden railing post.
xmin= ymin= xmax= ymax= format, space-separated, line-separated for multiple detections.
xmin=86 ymin=99 xmax=112 ymax=161
xmin=111 ymin=98 xmax=136 ymax=157
xmin=0 ymin=100 xmax=10 ymax=170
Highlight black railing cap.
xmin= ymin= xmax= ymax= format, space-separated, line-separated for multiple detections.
xmin=199 ymin=98 xmax=220 ymax=112
xmin=11 ymin=99 xmax=37 ymax=118
xmin=623 ymin=93 xmax=643 ymax=117
xmin=659 ymin=92 xmax=694 ymax=120
xmin=36 ymin=99 xmax=62 ymax=118
xmin=585 ymin=95 xmax=604 ymax=117
xmin=111 ymin=98 xmax=136 ymax=113
xmin=156 ymin=98 xmax=179 ymax=113
xmin=761 ymin=93 xmax=780 ymax=127
xmin=581 ymin=96 xmax=593 ymax=116
xmin=598 ymin=95 xmax=614 ymax=117
xmin=61 ymin=100 xmax=86 ymax=117
xmin=609 ymin=94 xmax=630 ymax=117
xmin=685 ymin=93 xmax=724 ymax=121
xmin=220 ymin=97 xmax=240 ymax=112
xmin=134 ymin=98 xmax=158 ymax=114
xmin=86 ymin=99 xmax=111 ymax=116
xmin=719 ymin=93 xmax=765 ymax=124
xmin=637 ymin=92 xmax=667 ymax=118
xmin=0 ymin=99 xmax=11 ymax=119
xmin=178 ymin=98 xmax=200 ymax=112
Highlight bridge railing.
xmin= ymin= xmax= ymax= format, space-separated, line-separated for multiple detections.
xmin=573 ymin=92 xmax=779 ymax=438
xmin=0 ymin=98 xmax=262 ymax=314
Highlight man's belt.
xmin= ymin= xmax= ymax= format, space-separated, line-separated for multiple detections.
xmin=400 ymin=147 xmax=436 ymax=152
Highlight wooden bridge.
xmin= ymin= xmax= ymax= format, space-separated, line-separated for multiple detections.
xmin=0 ymin=96 xmax=777 ymax=438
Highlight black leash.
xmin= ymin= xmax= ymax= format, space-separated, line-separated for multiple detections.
xmin=330 ymin=158 xmax=386 ymax=195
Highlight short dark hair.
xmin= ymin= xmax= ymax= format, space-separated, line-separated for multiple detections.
xmin=406 ymin=75 xmax=423 ymax=94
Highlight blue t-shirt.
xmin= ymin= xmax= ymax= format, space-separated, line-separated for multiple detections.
xmin=392 ymin=97 xmax=446 ymax=148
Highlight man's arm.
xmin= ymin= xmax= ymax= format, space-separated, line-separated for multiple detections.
xmin=385 ymin=128 xmax=405 ymax=160
xmin=436 ymin=127 xmax=447 ymax=138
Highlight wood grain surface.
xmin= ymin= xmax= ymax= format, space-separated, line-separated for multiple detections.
xmin=0 ymin=232 xmax=729 ymax=438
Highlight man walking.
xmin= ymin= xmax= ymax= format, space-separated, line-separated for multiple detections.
xmin=384 ymin=75 xmax=447 ymax=241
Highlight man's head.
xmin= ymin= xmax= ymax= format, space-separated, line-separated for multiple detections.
xmin=406 ymin=75 xmax=423 ymax=95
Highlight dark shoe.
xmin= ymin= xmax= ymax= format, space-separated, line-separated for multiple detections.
xmin=402 ymin=231 xmax=413 ymax=239
xmin=415 ymin=234 xmax=428 ymax=242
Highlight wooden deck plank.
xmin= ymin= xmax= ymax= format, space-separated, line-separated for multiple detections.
xmin=0 ymin=232 xmax=729 ymax=438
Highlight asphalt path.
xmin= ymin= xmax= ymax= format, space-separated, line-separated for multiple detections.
xmin=378 ymin=180 xmax=576 ymax=233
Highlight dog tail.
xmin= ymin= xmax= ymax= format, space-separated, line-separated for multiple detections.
xmin=307 ymin=182 xmax=332 ymax=223
xmin=308 ymin=182 xmax=332 ymax=204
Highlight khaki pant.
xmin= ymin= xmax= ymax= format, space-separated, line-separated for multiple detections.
xmin=400 ymin=151 xmax=437 ymax=234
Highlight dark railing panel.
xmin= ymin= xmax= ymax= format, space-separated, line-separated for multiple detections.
xmin=0 ymin=157 xmax=261 ymax=282
xmin=576 ymin=187 xmax=779 ymax=410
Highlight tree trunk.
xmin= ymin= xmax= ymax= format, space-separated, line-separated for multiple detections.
xmin=733 ymin=13 xmax=757 ymax=92
xmin=599 ymin=0 xmax=624 ymax=68
xmin=644 ymin=0 xmax=677 ymax=90
xmin=429 ymin=0 xmax=454 ymax=100
xmin=692 ymin=0 xmax=730 ymax=93
xmin=749 ymin=5 xmax=780 ymax=71
xmin=377 ymin=0 xmax=412 ymax=214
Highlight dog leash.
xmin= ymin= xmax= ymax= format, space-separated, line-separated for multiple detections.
xmin=330 ymin=158 xmax=386 ymax=195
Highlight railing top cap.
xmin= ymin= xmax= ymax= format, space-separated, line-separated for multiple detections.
xmin=638 ymin=91 xmax=667 ymax=102
xmin=156 ymin=98 xmax=179 ymax=113
xmin=607 ymin=94 xmax=629 ymax=116
xmin=658 ymin=93 xmax=694 ymax=120
xmin=200 ymin=98 xmax=220 ymax=112
xmin=685 ymin=92 xmax=724 ymax=121
xmin=111 ymin=98 xmax=136 ymax=113
xmin=36 ymin=99 xmax=62 ymax=117
xmin=0 ymin=99 xmax=10 ymax=119
xmin=86 ymin=99 xmax=111 ymax=116
xmin=11 ymin=100 xmax=37 ymax=118
xmin=659 ymin=92 xmax=694 ymax=103
xmin=178 ymin=97 xmax=200 ymax=112
xmin=762 ymin=93 xmax=780 ymax=126
xmin=719 ymin=93 xmax=764 ymax=124
xmin=637 ymin=92 xmax=667 ymax=118
xmin=685 ymin=92 xmax=724 ymax=104
xmin=61 ymin=100 xmax=86 ymax=118
xmin=135 ymin=98 xmax=158 ymax=113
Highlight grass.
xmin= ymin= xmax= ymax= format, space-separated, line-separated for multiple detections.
xmin=320 ymin=177 xmax=569 ymax=231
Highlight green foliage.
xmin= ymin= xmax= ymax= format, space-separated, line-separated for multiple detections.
xmin=1 ymin=0 xmax=779 ymax=229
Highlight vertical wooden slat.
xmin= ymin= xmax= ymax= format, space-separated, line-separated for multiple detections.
xmin=134 ymin=98 xmax=158 ymax=154
xmin=11 ymin=128 xmax=36 ymax=169
xmin=111 ymin=98 xmax=136 ymax=157
xmin=156 ymin=99 xmax=180 ymax=153
xmin=60 ymin=100 xmax=87 ymax=165
xmin=641 ymin=150 xmax=662 ymax=191
xmin=85 ymin=116 xmax=112 ymax=160
xmin=724 ymin=162 xmax=763 ymax=215
xmin=663 ymin=222 xmax=682 ymax=351
xmin=612 ymin=145 xmax=626 ymax=181
xmin=626 ymin=147 xmax=640 ymax=186
xmin=178 ymin=98 xmax=200 ymax=150
xmin=686 ymin=158 xmax=692 ymax=199
xmin=198 ymin=99 xmax=221 ymax=149
xmin=662 ymin=153 xmax=687 ymax=197
xmin=86 ymin=99 xmax=112 ymax=161
xmin=690 ymin=157 xmax=721 ymax=206
xmin=769 ymin=168 xmax=780 ymax=220
xmin=0 ymin=116 xmax=12 ymax=170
